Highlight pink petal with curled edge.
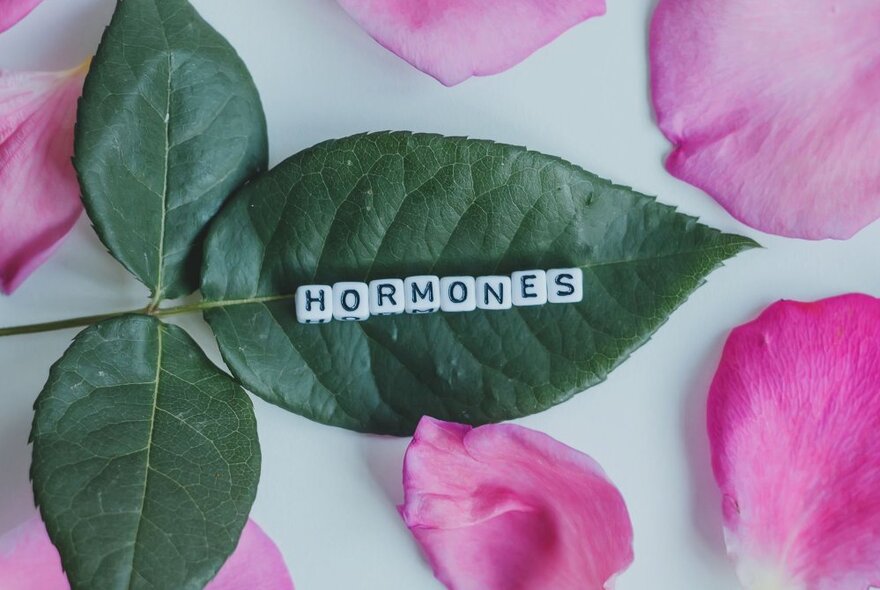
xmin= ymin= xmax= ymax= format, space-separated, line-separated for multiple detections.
xmin=400 ymin=417 xmax=633 ymax=590
xmin=0 ymin=0 xmax=43 ymax=33
xmin=336 ymin=0 xmax=606 ymax=86
xmin=708 ymin=294 xmax=880 ymax=589
xmin=0 ymin=516 xmax=295 ymax=589
xmin=0 ymin=64 xmax=85 ymax=294
xmin=650 ymin=0 xmax=880 ymax=240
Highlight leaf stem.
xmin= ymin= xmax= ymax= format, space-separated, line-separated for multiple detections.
xmin=0 ymin=308 xmax=149 ymax=337
xmin=0 ymin=294 xmax=295 ymax=337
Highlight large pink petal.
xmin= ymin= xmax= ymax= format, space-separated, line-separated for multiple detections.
xmin=336 ymin=0 xmax=606 ymax=86
xmin=0 ymin=516 xmax=294 ymax=589
xmin=708 ymin=294 xmax=880 ymax=589
xmin=0 ymin=0 xmax=42 ymax=33
xmin=0 ymin=64 xmax=85 ymax=294
xmin=651 ymin=0 xmax=880 ymax=240
xmin=400 ymin=417 xmax=633 ymax=590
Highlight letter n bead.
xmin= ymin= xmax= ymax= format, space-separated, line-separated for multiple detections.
xmin=295 ymin=285 xmax=333 ymax=324
xmin=511 ymin=270 xmax=547 ymax=306
xmin=404 ymin=275 xmax=440 ymax=314
xmin=547 ymin=268 xmax=583 ymax=303
xmin=332 ymin=282 xmax=370 ymax=321
xmin=440 ymin=276 xmax=476 ymax=312
xmin=475 ymin=276 xmax=512 ymax=310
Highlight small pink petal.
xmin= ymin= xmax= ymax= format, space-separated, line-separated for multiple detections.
xmin=0 ymin=64 xmax=85 ymax=294
xmin=0 ymin=515 xmax=67 ymax=589
xmin=207 ymin=520 xmax=295 ymax=590
xmin=0 ymin=516 xmax=294 ymax=589
xmin=336 ymin=0 xmax=606 ymax=86
xmin=650 ymin=0 xmax=880 ymax=240
xmin=400 ymin=417 xmax=633 ymax=590
xmin=0 ymin=0 xmax=42 ymax=33
xmin=708 ymin=294 xmax=880 ymax=589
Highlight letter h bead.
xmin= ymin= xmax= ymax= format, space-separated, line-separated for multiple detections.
xmin=295 ymin=285 xmax=333 ymax=324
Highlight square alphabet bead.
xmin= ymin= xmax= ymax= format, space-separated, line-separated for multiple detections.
xmin=475 ymin=276 xmax=512 ymax=310
xmin=511 ymin=270 xmax=547 ymax=306
xmin=440 ymin=276 xmax=476 ymax=312
xmin=404 ymin=275 xmax=440 ymax=314
xmin=295 ymin=285 xmax=333 ymax=324
xmin=332 ymin=282 xmax=370 ymax=321
xmin=547 ymin=268 xmax=583 ymax=303
xmin=369 ymin=278 xmax=405 ymax=316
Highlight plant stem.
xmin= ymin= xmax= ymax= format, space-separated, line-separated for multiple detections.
xmin=0 ymin=308 xmax=148 ymax=337
xmin=0 ymin=294 xmax=295 ymax=337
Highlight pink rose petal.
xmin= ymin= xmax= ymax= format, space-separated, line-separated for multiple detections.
xmin=0 ymin=64 xmax=85 ymax=294
xmin=336 ymin=0 xmax=606 ymax=86
xmin=650 ymin=0 xmax=880 ymax=240
xmin=708 ymin=294 xmax=880 ymax=589
xmin=207 ymin=520 xmax=295 ymax=590
xmin=0 ymin=514 xmax=65 ymax=589
xmin=0 ymin=516 xmax=294 ymax=589
xmin=400 ymin=417 xmax=633 ymax=590
xmin=0 ymin=0 xmax=42 ymax=33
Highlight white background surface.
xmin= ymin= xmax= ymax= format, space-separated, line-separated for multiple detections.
xmin=1 ymin=1 xmax=877 ymax=588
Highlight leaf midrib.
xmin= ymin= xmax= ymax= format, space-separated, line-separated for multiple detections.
xmin=125 ymin=322 xmax=163 ymax=590
xmin=151 ymin=51 xmax=173 ymax=306
xmin=200 ymin=240 xmax=754 ymax=310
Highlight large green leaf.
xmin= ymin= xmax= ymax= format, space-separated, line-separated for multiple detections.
xmin=31 ymin=315 xmax=260 ymax=590
xmin=74 ymin=0 xmax=268 ymax=303
xmin=201 ymin=132 xmax=757 ymax=435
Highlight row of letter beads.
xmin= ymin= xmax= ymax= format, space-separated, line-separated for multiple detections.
xmin=295 ymin=269 xmax=583 ymax=324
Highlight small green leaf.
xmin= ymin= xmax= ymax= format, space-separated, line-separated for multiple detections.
xmin=201 ymin=132 xmax=757 ymax=435
xmin=74 ymin=0 xmax=268 ymax=303
xmin=31 ymin=315 xmax=260 ymax=590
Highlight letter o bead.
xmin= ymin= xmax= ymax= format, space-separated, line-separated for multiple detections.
xmin=295 ymin=285 xmax=333 ymax=324
xmin=440 ymin=276 xmax=476 ymax=312
xmin=332 ymin=282 xmax=370 ymax=321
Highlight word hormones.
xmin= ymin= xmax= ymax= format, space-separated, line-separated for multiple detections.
xmin=295 ymin=268 xmax=583 ymax=324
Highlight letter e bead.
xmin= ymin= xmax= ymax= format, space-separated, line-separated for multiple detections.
xmin=547 ymin=268 xmax=583 ymax=303
xmin=404 ymin=275 xmax=440 ymax=314
xmin=295 ymin=285 xmax=333 ymax=324
xmin=332 ymin=282 xmax=370 ymax=321
xmin=511 ymin=270 xmax=547 ymax=306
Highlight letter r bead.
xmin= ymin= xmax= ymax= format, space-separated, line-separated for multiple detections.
xmin=295 ymin=285 xmax=333 ymax=324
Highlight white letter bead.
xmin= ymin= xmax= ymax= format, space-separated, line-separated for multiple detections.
xmin=440 ymin=276 xmax=476 ymax=312
xmin=332 ymin=282 xmax=370 ymax=321
xmin=404 ymin=275 xmax=440 ymax=314
xmin=511 ymin=270 xmax=547 ymax=306
xmin=475 ymin=276 xmax=512 ymax=310
xmin=369 ymin=278 xmax=405 ymax=316
xmin=547 ymin=268 xmax=583 ymax=303
xmin=295 ymin=285 xmax=333 ymax=324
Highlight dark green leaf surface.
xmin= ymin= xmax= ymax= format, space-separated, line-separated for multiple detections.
xmin=74 ymin=0 xmax=268 ymax=303
xmin=31 ymin=315 xmax=260 ymax=590
xmin=201 ymin=132 xmax=757 ymax=435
